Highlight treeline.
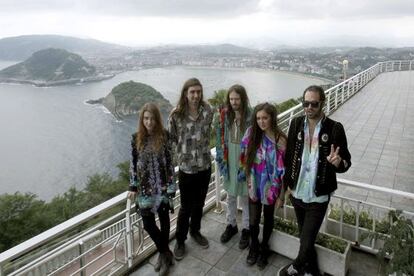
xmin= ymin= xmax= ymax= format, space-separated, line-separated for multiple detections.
xmin=0 ymin=93 xmax=301 ymax=253
xmin=0 ymin=162 xmax=130 ymax=253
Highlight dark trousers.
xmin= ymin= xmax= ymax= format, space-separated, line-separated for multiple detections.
xmin=291 ymin=196 xmax=328 ymax=274
xmin=141 ymin=202 xmax=171 ymax=253
xmin=175 ymin=168 xmax=211 ymax=243
xmin=249 ymin=199 xmax=275 ymax=251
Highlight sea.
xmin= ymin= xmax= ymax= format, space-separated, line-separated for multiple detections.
xmin=0 ymin=61 xmax=327 ymax=200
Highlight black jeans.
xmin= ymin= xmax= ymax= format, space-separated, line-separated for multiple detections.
xmin=249 ymin=199 xmax=275 ymax=251
xmin=291 ymin=196 xmax=329 ymax=274
xmin=175 ymin=168 xmax=211 ymax=243
xmin=141 ymin=202 xmax=171 ymax=253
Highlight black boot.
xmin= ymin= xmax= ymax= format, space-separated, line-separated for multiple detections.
xmin=257 ymin=244 xmax=270 ymax=270
xmin=159 ymin=251 xmax=174 ymax=276
xmin=220 ymin=224 xmax=238 ymax=243
xmin=246 ymin=247 xmax=259 ymax=266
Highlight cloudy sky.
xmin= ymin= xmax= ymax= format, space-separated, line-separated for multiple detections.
xmin=1 ymin=0 xmax=413 ymax=48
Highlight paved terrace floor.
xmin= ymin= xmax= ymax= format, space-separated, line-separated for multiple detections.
xmin=129 ymin=71 xmax=414 ymax=276
xmin=131 ymin=210 xmax=383 ymax=276
xmin=330 ymin=71 xmax=414 ymax=212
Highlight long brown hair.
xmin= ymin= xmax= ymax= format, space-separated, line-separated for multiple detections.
xmin=171 ymin=78 xmax=204 ymax=118
xmin=136 ymin=103 xmax=165 ymax=152
xmin=225 ymin=84 xmax=250 ymax=133
xmin=245 ymin=103 xmax=287 ymax=173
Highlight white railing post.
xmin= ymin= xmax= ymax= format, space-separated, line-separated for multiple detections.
xmin=326 ymin=92 xmax=331 ymax=115
xmin=125 ymin=198 xmax=133 ymax=268
xmin=355 ymin=202 xmax=361 ymax=245
xmin=334 ymin=87 xmax=338 ymax=110
xmin=399 ymin=61 xmax=402 ymax=71
xmin=214 ymin=159 xmax=223 ymax=213
xmin=78 ymin=241 xmax=86 ymax=276
xmin=347 ymin=81 xmax=350 ymax=99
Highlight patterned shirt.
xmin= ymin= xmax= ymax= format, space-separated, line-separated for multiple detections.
xmin=293 ymin=118 xmax=329 ymax=203
xmin=239 ymin=127 xmax=286 ymax=205
xmin=168 ymin=103 xmax=213 ymax=174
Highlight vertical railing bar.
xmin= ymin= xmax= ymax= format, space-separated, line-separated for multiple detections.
xmin=340 ymin=199 xmax=344 ymax=237
xmin=356 ymin=202 xmax=361 ymax=245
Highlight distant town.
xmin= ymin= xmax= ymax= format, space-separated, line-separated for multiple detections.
xmin=1 ymin=35 xmax=413 ymax=84
xmin=91 ymin=45 xmax=414 ymax=82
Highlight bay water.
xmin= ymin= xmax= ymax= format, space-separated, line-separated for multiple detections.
xmin=0 ymin=63 xmax=326 ymax=200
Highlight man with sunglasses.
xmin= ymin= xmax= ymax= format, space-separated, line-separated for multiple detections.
xmin=279 ymin=85 xmax=351 ymax=276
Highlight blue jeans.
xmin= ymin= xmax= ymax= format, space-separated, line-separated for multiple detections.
xmin=291 ymin=196 xmax=328 ymax=275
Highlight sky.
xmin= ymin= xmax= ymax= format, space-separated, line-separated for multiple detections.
xmin=1 ymin=0 xmax=414 ymax=48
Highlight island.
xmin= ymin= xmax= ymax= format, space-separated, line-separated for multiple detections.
xmin=87 ymin=81 xmax=173 ymax=119
xmin=0 ymin=48 xmax=113 ymax=86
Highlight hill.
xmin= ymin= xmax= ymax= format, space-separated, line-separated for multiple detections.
xmin=88 ymin=81 xmax=172 ymax=118
xmin=0 ymin=48 xmax=109 ymax=86
xmin=0 ymin=34 xmax=131 ymax=61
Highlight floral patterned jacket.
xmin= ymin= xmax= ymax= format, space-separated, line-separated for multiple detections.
xmin=129 ymin=130 xmax=175 ymax=214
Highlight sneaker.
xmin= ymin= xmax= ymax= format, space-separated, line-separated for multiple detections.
xmin=246 ymin=248 xmax=259 ymax=266
xmin=173 ymin=242 xmax=185 ymax=261
xmin=190 ymin=231 xmax=209 ymax=248
xmin=238 ymin=229 xmax=250 ymax=249
xmin=220 ymin=224 xmax=238 ymax=243
xmin=278 ymin=263 xmax=299 ymax=276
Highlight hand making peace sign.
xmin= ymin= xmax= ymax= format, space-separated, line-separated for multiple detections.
xmin=327 ymin=144 xmax=342 ymax=168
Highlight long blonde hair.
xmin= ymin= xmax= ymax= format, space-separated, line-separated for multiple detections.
xmin=136 ymin=103 xmax=165 ymax=152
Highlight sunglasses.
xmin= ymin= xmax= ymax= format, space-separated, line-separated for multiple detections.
xmin=302 ymin=101 xmax=321 ymax=108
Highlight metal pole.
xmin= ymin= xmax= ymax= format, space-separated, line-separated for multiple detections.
xmin=78 ymin=241 xmax=85 ymax=276
xmin=355 ymin=202 xmax=361 ymax=246
xmin=125 ymin=198 xmax=133 ymax=268
xmin=340 ymin=199 xmax=344 ymax=237
xmin=214 ymin=160 xmax=223 ymax=213
xmin=326 ymin=92 xmax=331 ymax=115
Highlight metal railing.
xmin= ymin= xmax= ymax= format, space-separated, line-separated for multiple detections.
xmin=0 ymin=60 xmax=413 ymax=275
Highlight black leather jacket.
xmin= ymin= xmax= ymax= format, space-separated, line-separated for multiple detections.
xmin=284 ymin=115 xmax=351 ymax=196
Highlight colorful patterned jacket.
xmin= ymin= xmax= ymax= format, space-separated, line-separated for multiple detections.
xmin=238 ymin=127 xmax=286 ymax=205
xmin=129 ymin=130 xmax=175 ymax=214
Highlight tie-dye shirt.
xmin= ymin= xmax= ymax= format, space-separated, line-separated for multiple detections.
xmin=292 ymin=118 xmax=329 ymax=203
xmin=239 ymin=127 xmax=285 ymax=205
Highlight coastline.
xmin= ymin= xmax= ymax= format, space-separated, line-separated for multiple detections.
xmin=134 ymin=64 xmax=335 ymax=84
xmin=0 ymin=74 xmax=114 ymax=87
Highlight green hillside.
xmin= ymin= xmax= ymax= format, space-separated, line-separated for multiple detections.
xmin=102 ymin=81 xmax=173 ymax=118
xmin=0 ymin=48 xmax=96 ymax=81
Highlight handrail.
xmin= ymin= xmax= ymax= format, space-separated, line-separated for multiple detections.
xmin=1 ymin=59 xmax=413 ymax=275
xmin=337 ymin=178 xmax=414 ymax=200
xmin=0 ymin=192 xmax=127 ymax=264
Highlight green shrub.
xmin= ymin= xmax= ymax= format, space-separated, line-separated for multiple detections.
xmin=329 ymin=205 xmax=390 ymax=234
xmin=365 ymin=210 xmax=414 ymax=275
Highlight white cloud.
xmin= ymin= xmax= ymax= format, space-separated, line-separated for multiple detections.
xmin=0 ymin=0 xmax=414 ymax=47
